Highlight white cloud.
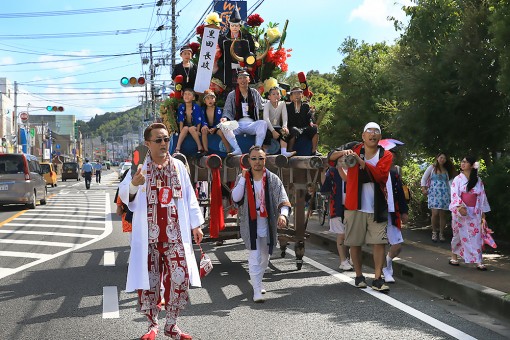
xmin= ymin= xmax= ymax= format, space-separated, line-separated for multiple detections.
xmin=37 ymin=50 xmax=93 ymax=73
xmin=1 ymin=56 xmax=15 ymax=65
xmin=350 ymin=0 xmax=413 ymax=27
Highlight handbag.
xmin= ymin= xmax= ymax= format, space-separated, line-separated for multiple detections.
xmin=481 ymin=218 xmax=497 ymax=249
xmin=198 ymin=244 xmax=213 ymax=278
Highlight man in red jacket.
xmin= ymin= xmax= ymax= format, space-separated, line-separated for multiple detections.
xmin=328 ymin=122 xmax=392 ymax=292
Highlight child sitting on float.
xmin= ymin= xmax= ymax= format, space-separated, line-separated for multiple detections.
xmin=175 ymin=88 xmax=204 ymax=155
xmin=263 ymin=86 xmax=296 ymax=157
xmin=201 ymin=89 xmax=231 ymax=154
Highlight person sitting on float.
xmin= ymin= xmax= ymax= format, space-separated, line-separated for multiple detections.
xmin=175 ymin=88 xmax=204 ymax=155
xmin=220 ymin=69 xmax=267 ymax=156
xmin=214 ymin=6 xmax=256 ymax=91
xmin=286 ymin=87 xmax=321 ymax=156
xmin=200 ymin=89 xmax=231 ymax=154
xmin=262 ymin=86 xmax=295 ymax=157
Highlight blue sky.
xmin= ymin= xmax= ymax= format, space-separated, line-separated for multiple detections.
xmin=0 ymin=0 xmax=411 ymax=121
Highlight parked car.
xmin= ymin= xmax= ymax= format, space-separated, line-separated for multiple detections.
xmin=40 ymin=162 xmax=57 ymax=187
xmin=0 ymin=153 xmax=47 ymax=209
xmin=61 ymin=162 xmax=80 ymax=181
xmin=118 ymin=162 xmax=132 ymax=179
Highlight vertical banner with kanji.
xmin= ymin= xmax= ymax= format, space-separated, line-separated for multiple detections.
xmin=194 ymin=26 xmax=220 ymax=93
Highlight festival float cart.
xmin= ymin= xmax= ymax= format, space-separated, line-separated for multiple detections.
xmin=158 ymin=12 xmax=325 ymax=270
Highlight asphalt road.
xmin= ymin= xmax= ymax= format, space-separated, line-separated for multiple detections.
xmin=0 ymin=170 xmax=509 ymax=340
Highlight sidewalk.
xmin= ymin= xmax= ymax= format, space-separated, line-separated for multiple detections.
xmin=305 ymin=215 xmax=510 ymax=322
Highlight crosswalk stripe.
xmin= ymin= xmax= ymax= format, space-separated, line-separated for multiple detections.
xmin=14 ymin=218 xmax=105 ymax=224
xmin=5 ymin=223 xmax=103 ymax=231
xmin=102 ymin=286 xmax=120 ymax=318
xmin=22 ymin=212 xmax=105 ymax=218
xmin=34 ymin=207 xmax=106 ymax=212
xmin=0 ymin=239 xmax=75 ymax=247
xmin=0 ymin=251 xmax=50 ymax=259
xmin=0 ymin=229 xmax=97 ymax=238
xmin=0 ymin=193 xmax=114 ymax=280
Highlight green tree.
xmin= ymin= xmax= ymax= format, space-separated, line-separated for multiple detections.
xmin=329 ymin=38 xmax=398 ymax=146
xmin=392 ymin=0 xmax=509 ymax=162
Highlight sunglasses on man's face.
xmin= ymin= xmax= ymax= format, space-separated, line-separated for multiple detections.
xmin=150 ymin=137 xmax=170 ymax=144
xmin=250 ymin=157 xmax=266 ymax=161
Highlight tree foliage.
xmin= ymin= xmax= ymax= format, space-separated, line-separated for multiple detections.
xmin=392 ymin=0 xmax=509 ymax=161
xmin=78 ymin=106 xmax=144 ymax=141
xmin=329 ymin=38 xmax=399 ymax=146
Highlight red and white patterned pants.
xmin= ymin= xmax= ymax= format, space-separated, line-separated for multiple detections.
xmin=138 ymin=241 xmax=189 ymax=332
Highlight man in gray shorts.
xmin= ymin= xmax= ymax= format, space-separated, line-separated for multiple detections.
xmin=328 ymin=122 xmax=393 ymax=292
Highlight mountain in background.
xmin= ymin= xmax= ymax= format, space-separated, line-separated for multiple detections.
xmin=76 ymin=106 xmax=144 ymax=141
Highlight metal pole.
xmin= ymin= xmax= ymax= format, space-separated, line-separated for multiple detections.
xmin=171 ymin=0 xmax=176 ymax=71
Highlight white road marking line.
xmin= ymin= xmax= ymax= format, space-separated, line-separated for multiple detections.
xmin=0 ymin=239 xmax=75 ymax=247
xmin=44 ymin=204 xmax=106 ymax=208
xmin=5 ymin=223 xmax=103 ymax=231
xmin=0 ymin=229 xmax=96 ymax=238
xmin=0 ymin=268 xmax=15 ymax=277
xmin=0 ymin=193 xmax=113 ymax=280
xmin=286 ymin=249 xmax=477 ymax=340
xmin=22 ymin=213 xmax=105 ymax=218
xmin=103 ymin=251 xmax=116 ymax=266
xmin=14 ymin=218 xmax=105 ymax=224
xmin=102 ymin=286 xmax=120 ymax=319
xmin=35 ymin=207 xmax=106 ymax=212
xmin=0 ymin=251 xmax=50 ymax=259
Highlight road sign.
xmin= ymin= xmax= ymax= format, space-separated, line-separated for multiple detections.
xmin=29 ymin=128 xmax=35 ymax=138
xmin=20 ymin=112 xmax=29 ymax=122
xmin=56 ymin=144 xmax=60 ymax=149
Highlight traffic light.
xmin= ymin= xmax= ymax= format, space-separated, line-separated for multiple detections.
xmin=46 ymin=106 xmax=64 ymax=112
xmin=120 ymin=76 xmax=146 ymax=87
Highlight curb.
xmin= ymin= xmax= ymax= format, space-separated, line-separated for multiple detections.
xmin=307 ymin=229 xmax=510 ymax=322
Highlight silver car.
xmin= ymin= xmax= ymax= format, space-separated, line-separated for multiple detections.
xmin=0 ymin=153 xmax=47 ymax=209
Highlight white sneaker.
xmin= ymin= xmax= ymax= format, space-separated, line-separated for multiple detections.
xmin=339 ymin=259 xmax=353 ymax=271
xmin=383 ymin=267 xmax=395 ymax=283
xmin=253 ymin=290 xmax=265 ymax=303
xmin=229 ymin=148 xmax=242 ymax=156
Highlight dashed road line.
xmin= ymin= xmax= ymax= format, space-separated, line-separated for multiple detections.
xmin=5 ymin=223 xmax=103 ymax=231
xmin=103 ymin=251 xmax=116 ymax=266
xmin=102 ymin=286 xmax=120 ymax=319
xmin=0 ymin=239 xmax=75 ymax=247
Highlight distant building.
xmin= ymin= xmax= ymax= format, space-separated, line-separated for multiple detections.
xmin=0 ymin=77 xmax=15 ymax=152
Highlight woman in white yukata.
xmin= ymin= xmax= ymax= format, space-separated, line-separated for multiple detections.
xmin=448 ymin=156 xmax=490 ymax=270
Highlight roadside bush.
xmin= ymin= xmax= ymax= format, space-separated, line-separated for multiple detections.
xmin=401 ymin=158 xmax=429 ymax=225
xmin=483 ymin=157 xmax=510 ymax=242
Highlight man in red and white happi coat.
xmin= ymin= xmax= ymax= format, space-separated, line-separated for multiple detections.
xmin=119 ymin=123 xmax=204 ymax=340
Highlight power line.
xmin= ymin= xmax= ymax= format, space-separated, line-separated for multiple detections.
xmin=0 ymin=46 xmax=161 ymax=59
xmin=0 ymin=2 xmax=156 ymax=18
xmin=0 ymin=28 xmax=150 ymax=40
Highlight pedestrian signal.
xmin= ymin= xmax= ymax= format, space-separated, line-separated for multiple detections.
xmin=120 ymin=77 xmax=146 ymax=87
xmin=46 ymin=106 xmax=64 ymax=112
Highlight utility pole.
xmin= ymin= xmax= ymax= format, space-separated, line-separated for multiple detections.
xmin=171 ymin=0 xmax=177 ymax=71
xmin=150 ymin=44 xmax=156 ymax=120
xmin=13 ymin=81 xmax=18 ymax=151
